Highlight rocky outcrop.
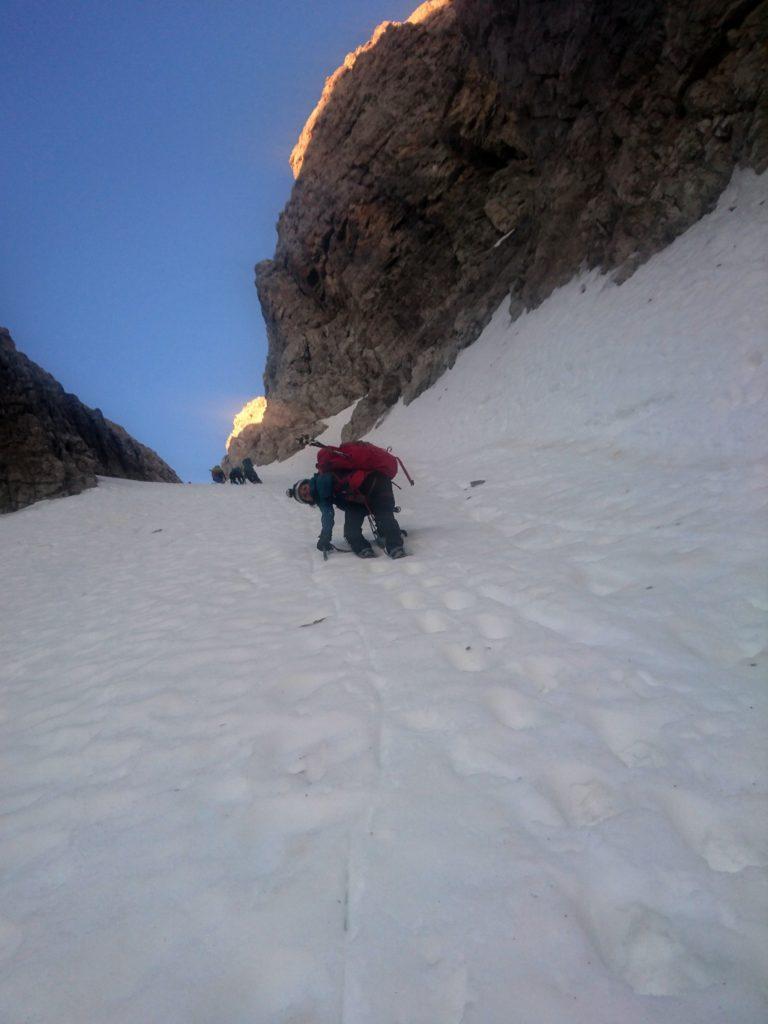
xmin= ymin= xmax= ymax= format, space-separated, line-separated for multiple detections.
xmin=0 ymin=329 xmax=180 ymax=513
xmin=245 ymin=0 xmax=767 ymax=462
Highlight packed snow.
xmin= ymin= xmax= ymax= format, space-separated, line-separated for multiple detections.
xmin=1 ymin=171 xmax=766 ymax=1023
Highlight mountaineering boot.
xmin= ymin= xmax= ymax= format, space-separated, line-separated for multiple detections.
xmin=356 ymin=546 xmax=376 ymax=559
xmin=388 ymin=546 xmax=406 ymax=559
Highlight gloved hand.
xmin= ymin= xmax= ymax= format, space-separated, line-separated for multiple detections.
xmin=317 ymin=538 xmax=333 ymax=552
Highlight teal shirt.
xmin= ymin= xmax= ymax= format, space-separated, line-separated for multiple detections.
xmin=310 ymin=472 xmax=338 ymax=543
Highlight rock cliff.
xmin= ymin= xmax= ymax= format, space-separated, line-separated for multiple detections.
xmin=0 ymin=329 xmax=180 ymax=513
xmin=244 ymin=0 xmax=767 ymax=462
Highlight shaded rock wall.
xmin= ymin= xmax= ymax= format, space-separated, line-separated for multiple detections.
xmin=247 ymin=0 xmax=767 ymax=462
xmin=0 ymin=329 xmax=180 ymax=513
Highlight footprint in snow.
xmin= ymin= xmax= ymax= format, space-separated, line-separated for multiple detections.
xmin=441 ymin=589 xmax=476 ymax=611
xmin=608 ymin=904 xmax=716 ymax=996
xmin=482 ymin=686 xmax=549 ymax=730
xmin=420 ymin=574 xmax=449 ymax=588
xmin=444 ymin=643 xmax=487 ymax=673
xmin=541 ymin=764 xmax=625 ymax=827
xmin=649 ymin=784 xmax=767 ymax=873
xmin=478 ymin=582 xmax=520 ymax=609
xmin=579 ymin=562 xmax=637 ymax=596
xmin=403 ymin=559 xmax=425 ymax=576
xmin=468 ymin=505 xmax=503 ymax=524
xmin=475 ymin=612 xmax=513 ymax=640
xmin=379 ymin=575 xmax=402 ymax=590
xmin=270 ymin=670 xmax=343 ymax=703
xmin=588 ymin=705 xmax=679 ymax=769
xmin=613 ymin=738 xmax=670 ymax=770
xmin=514 ymin=653 xmax=567 ymax=693
xmin=417 ymin=610 xmax=450 ymax=634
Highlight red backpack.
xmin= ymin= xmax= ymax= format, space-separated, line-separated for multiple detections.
xmin=312 ymin=440 xmax=414 ymax=493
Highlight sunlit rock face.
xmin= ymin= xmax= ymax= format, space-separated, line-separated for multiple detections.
xmin=0 ymin=328 xmax=180 ymax=513
xmin=227 ymin=396 xmax=267 ymax=452
xmin=248 ymin=0 xmax=767 ymax=463
xmin=224 ymin=395 xmax=274 ymax=469
xmin=223 ymin=397 xmax=321 ymax=468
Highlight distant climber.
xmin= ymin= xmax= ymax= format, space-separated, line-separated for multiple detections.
xmin=286 ymin=441 xmax=412 ymax=559
xmin=229 ymin=466 xmax=245 ymax=484
xmin=210 ymin=465 xmax=226 ymax=484
xmin=242 ymin=457 xmax=262 ymax=484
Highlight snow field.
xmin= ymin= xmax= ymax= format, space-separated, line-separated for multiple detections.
xmin=0 ymin=171 xmax=766 ymax=1022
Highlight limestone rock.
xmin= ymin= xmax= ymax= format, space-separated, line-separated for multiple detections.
xmin=0 ymin=328 xmax=180 ymax=513
xmin=241 ymin=0 xmax=767 ymax=462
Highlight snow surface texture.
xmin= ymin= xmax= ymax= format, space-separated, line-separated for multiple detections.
xmin=1 ymin=171 xmax=766 ymax=1023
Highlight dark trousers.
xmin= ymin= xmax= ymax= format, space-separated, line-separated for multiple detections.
xmin=343 ymin=473 xmax=403 ymax=553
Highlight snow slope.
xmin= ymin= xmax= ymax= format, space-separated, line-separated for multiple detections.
xmin=1 ymin=171 xmax=766 ymax=1024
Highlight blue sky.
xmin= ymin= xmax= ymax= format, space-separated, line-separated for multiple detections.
xmin=1 ymin=0 xmax=418 ymax=481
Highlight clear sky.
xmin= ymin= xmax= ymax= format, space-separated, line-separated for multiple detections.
xmin=1 ymin=0 xmax=419 ymax=481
